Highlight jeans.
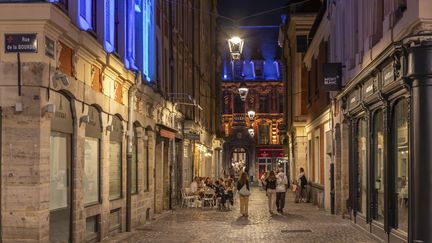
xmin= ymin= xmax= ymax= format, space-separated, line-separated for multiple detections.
xmin=239 ymin=195 xmax=249 ymax=215
xmin=267 ymin=189 xmax=277 ymax=212
xmin=276 ymin=192 xmax=286 ymax=211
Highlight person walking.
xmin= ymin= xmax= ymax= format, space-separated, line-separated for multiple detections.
xmin=265 ymin=171 xmax=277 ymax=214
xmin=295 ymin=167 xmax=308 ymax=203
xmin=276 ymin=168 xmax=288 ymax=213
xmin=237 ymin=172 xmax=250 ymax=217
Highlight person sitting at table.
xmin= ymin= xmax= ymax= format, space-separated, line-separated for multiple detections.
xmin=225 ymin=179 xmax=234 ymax=206
xmin=190 ymin=177 xmax=198 ymax=194
xmin=214 ymin=181 xmax=228 ymax=209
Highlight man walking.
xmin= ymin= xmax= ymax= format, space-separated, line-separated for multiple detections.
xmin=276 ymin=168 xmax=288 ymax=213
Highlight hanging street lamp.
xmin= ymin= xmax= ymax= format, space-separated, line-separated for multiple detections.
xmin=247 ymin=110 xmax=255 ymax=120
xmin=238 ymin=82 xmax=248 ymax=101
xmin=248 ymin=128 xmax=255 ymax=137
xmin=228 ymin=36 xmax=244 ymax=60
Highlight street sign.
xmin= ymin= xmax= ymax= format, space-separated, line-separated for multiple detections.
xmin=4 ymin=33 xmax=37 ymax=53
xmin=184 ymin=133 xmax=200 ymax=141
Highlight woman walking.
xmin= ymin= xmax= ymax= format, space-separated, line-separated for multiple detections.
xmin=237 ymin=173 xmax=250 ymax=217
xmin=265 ymin=171 xmax=277 ymax=214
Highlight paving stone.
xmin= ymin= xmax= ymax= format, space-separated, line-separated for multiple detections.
xmin=104 ymin=187 xmax=379 ymax=243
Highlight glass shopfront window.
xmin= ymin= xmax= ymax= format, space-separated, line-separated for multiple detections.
xmin=50 ymin=93 xmax=72 ymax=243
xmin=144 ymin=136 xmax=150 ymax=191
xmin=84 ymin=106 xmax=102 ymax=205
xmin=393 ymin=99 xmax=409 ymax=232
xmin=373 ymin=111 xmax=384 ymax=222
xmin=109 ymin=141 xmax=122 ymax=200
xmin=84 ymin=137 xmax=100 ymax=204
xmin=357 ymin=118 xmax=367 ymax=214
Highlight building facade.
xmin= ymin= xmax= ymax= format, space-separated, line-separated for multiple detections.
xmin=0 ymin=0 xmax=221 ymax=242
xmin=220 ymin=24 xmax=287 ymax=181
xmin=282 ymin=0 xmax=432 ymax=242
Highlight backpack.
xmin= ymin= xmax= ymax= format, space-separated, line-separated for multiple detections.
xmin=300 ymin=175 xmax=307 ymax=188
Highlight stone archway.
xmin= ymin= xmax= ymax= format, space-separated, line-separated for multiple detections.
xmin=223 ymin=126 xmax=256 ymax=180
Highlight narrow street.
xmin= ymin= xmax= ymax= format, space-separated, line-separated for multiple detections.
xmin=106 ymin=187 xmax=378 ymax=243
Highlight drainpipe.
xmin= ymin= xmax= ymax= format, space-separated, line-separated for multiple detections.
xmin=168 ymin=0 xmax=175 ymax=210
xmin=126 ymin=72 xmax=139 ymax=232
xmin=0 ymin=107 xmax=2 ymax=243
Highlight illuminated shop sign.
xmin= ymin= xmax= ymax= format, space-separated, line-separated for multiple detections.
xmin=323 ymin=63 xmax=342 ymax=91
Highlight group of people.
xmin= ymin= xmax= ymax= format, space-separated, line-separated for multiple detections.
xmin=186 ymin=167 xmax=308 ymax=218
xmin=189 ymin=176 xmax=235 ymax=209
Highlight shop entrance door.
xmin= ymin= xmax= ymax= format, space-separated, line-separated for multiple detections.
xmin=258 ymin=158 xmax=272 ymax=180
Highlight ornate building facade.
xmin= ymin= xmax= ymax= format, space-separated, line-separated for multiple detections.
xmin=0 ymin=0 xmax=221 ymax=242
xmin=220 ymin=24 xmax=287 ymax=181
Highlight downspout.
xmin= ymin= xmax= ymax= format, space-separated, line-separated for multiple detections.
xmin=126 ymin=72 xmax=139 ymax=232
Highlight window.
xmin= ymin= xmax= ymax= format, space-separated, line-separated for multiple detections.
xmin=49 ymin=132 xmax=71 ymax=242
xmin=233 ymin=94 xmax=244 ymax=113
xmin=131 ymin=129 xmax=138 ymax=194
xmin=258 ymin=124 xmax=269 ymax=145
xmin=357 ymin=118 xmax=367 ymax=214
xmin=144 ymin=134 xmax=150 ymax=191
xmin=109 ymin=142 xmax=122 ymax=200
xmin=296 ymin=35 xmax=308 ymax=53
xmin=114 ymin=0 xmax=120 ymax=53
xmin=109 ymin=116 xmax=123 ymax=200
xmin=84 ymin=137 xmax=100 ymax=204
xmin=91 ymin=0 xmax=97 ymax=32
xmin=393 ymin=99 xmax=409 ymax=232
xmin=314 ymin=136 xmax=320 ymax=183
xmin=373 ymin=110 xmax=384 ymax=222
xmin=259 ymin=95 xmax=269 ymax=113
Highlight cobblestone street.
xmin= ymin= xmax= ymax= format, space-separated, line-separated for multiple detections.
xmin=106 ymin=187 xmax=378 ymax=243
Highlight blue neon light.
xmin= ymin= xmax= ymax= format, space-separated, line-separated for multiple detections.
xmin=135 ymin=0 xmax=155 ymax=81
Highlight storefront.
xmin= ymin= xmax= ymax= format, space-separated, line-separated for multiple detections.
xmin=256 ymin=147 xmax=284 ymax=180
xmin=338 ymin=40 xmax=432 ymax=243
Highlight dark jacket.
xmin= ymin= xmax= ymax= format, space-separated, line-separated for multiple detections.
xmin=265 ymin=178 xmax=277 ymax=190
xmin=237 ymin=180 xmax=250 ymax=191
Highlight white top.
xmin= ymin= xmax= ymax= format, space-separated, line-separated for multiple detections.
xmin=190 ymin=181 xmax=198 ymax=193
xmin=276 ymin=172 xmax=288 ymax=192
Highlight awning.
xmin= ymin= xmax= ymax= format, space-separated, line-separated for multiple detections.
xmin=156 ymin=124 xmax=178 ymax=139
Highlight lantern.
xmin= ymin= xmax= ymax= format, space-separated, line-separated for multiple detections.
xmin=228 ymin=36 xmax=244 ymax=60
xmin=247 ymin=110 xmax=256 ymax=120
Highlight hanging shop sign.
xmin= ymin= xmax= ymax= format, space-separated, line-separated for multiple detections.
xmin=323 ymin=63 xmax=342 ymax=91
xmin=4 ymin=33 xmax=37 ymax=53
xmin=184 ymin=132 xmax=200 ymax=141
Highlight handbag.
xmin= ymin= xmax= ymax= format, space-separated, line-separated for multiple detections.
xmin=239 ymin=184 xmax=250 ymax=196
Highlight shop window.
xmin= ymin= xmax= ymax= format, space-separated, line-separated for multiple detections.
xmin=109 ymin=116 xmax=123 ymax=200
xmin=84 ymin=137 xmax=100 ymax=204
xmin=85 ymin=216 xmax=99 ymax=242
xmin=131 ymin=126 xmax=138 ymax=194
xmin=84 ymin=106 xmax=102 ymax=205
xmin=58 ymin=42 xmax=73 ymax=76
xmin=373 ymin=110 xmax=384 ymax=222
xmin=393 ymin=99 xmax=409 ymax=232
xmin=357 ymin=118 xmax=367 ymax=214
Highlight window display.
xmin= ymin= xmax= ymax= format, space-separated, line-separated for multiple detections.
xmin=84 ymin=137 xmax=100 ymax=204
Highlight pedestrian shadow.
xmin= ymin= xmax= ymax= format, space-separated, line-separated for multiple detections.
xmin=230 ymin=216 xmax=250 ymax=228
xmin=270 ymin=212 xmax=306 ymax=222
